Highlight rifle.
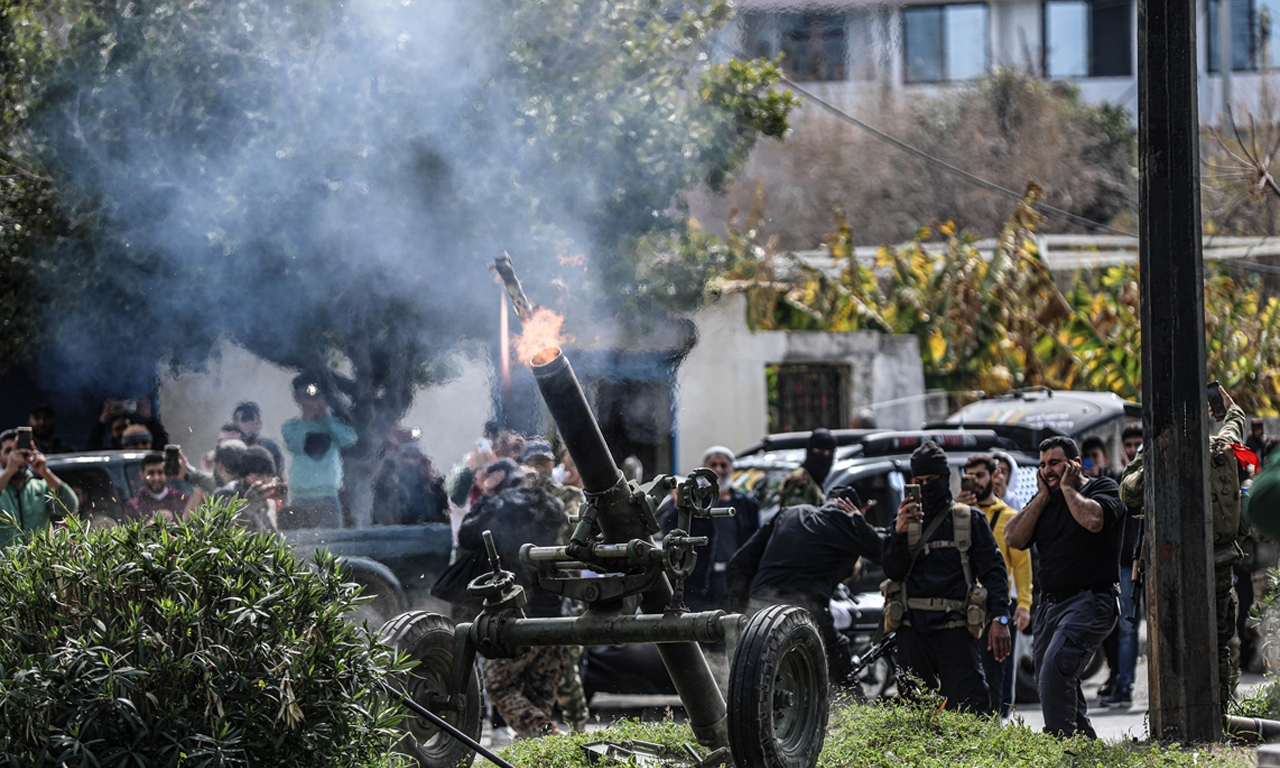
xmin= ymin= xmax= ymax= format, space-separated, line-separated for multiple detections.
xmin=846 ymin=631 xmax=897 ymax=694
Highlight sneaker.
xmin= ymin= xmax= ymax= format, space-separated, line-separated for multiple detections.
xmin=1104 ymin=688 xmax=1133 ymax=708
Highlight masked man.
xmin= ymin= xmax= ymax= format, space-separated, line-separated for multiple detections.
xmin=883 ymin=441 xmax=1010 ymax=713
xmin=779 ymin=428 xmax=838 ymax=507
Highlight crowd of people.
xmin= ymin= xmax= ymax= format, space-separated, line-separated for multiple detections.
xmin=1 ymin=379 xmax=1274 ymax=742
xmin=725 ymin=384 xmax=1265 ymax=741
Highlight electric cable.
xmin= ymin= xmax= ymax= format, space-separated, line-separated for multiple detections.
xmin=774 ymin=74 xmax=1137 ymax=236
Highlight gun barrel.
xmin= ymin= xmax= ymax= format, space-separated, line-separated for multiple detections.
xmin=531 ymin=347 xmax=622 ymax=494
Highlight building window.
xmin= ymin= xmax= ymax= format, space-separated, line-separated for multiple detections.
xmin=1044 ymin=0 xmax=1132 ymax=78
xmin=742 ymin=11 xmax=851 ymax=82
xmin=767 ymin=364 xmax=848 ymax=434
xmin=1207 ymin=0 xmax=1255 ymax=71
xmin=1260 ymin=0 xmax=1280 ymax=67
xmin=902 ymin=4 xmax=990 ymax=83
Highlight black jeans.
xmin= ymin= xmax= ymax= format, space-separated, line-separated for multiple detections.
xmin=1033 ymin=589 xmax=1117 ymax=737
xmin=897 ymin=623 xmax=991 ymax=714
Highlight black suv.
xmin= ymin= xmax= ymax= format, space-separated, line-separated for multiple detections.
xmin=44 ymin=450 xmax=151 ymax=526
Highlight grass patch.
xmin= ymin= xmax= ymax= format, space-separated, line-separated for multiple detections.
xmin=1232 ymin=677 xmax=1280 ymax=719
xmin=501 ymin=698 xmax=1255 ymax=768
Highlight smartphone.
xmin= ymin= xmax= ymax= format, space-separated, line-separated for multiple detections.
xmin=15 ymin=427 xmax=32 ymax=452
xmin=164 ymin=444 xmax=181 ymax=476
xmin=1081 ymin=455 xmax=1094 ymax=471
xmin=961 ymin=476 xmax=976 ymax=493
xmin=1208 ymin=381 xmax=1227 ymax=420
xmin=905 ymin=484 xmax=922 ymax=537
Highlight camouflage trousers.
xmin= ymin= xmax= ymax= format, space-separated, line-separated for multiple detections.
xmin=1215 ymin=564 xmax=1239 ymax=710
xmin=554 ymin=644 xmax=589 ymax=731
xmin=483 ymin=645 xmax=566 ymax=738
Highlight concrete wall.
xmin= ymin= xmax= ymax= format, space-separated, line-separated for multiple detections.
xmin=158 ymin=340 xmax=495 ymax=476
xmin=675 ymin=292 xmax=926 ymax=473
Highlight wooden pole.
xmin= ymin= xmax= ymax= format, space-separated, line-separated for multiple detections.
xmin=1138 ymin=0 xmax=1222 ymax=743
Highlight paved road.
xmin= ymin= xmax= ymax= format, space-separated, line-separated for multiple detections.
xmin=1011 ymin=657 xmax=1266 ymax=742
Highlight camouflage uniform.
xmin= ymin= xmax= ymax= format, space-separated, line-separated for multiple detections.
xmin=778 ymin=467 xmax=825 ymax=508
xmin=527 ymin=472 xmax=589 ymax=730
xmin=1120 ymin=402 xmax=1247 ymax=709
xmin=483 ymin=645 xmax=567 ymax=738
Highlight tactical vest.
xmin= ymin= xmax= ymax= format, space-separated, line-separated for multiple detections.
xmin=882 ymin=503 xmax=988 ymax=638
xmin=1209 ymin=436 xmax=1243 ymax=546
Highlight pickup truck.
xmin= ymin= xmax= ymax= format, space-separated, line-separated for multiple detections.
xmin=44 ymin=451 xmax=455 ymax=627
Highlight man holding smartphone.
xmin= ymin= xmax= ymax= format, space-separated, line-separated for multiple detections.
xmin=1119 ymin=382 xmax=1248 ymax=711
xmin=883 ymin=441 xmax=1011 ymax=713
xmin=0 ymin=428 xmax=79 ymax=547
xmin=1005 ymin=435 xmax=1124 ymax=738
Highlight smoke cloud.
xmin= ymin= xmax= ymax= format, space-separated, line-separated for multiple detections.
xmin=28 ymin=0 xmax=679 ymax=400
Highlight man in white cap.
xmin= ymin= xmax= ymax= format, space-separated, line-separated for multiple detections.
xmin=662 ymin=445 xmax=760 ymax=609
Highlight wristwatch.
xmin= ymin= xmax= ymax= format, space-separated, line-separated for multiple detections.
xmin=994 ymin=615 xmax=1009 ymax=626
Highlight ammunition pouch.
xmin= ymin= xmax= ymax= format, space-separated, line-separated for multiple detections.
xmin=1214 ymin=541 xmax=1245 ymax=568
xmin=881 ymin=579 xmax=905 ymax=631
xmin=965 ymin=584 xmax=989 ymax=638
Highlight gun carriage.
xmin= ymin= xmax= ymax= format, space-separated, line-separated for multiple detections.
xmin=383 ymin=258 xmax=828 ymax=768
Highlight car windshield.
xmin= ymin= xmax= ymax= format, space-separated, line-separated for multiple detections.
xmin=56 ymin=467 xmax=125 ymax=521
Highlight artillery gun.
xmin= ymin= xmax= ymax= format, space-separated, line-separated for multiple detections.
xmin=382 ymin=299 xmax=828 ymax=768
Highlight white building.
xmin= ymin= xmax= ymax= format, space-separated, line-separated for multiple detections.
xmin=730 ymin=0 xmax=1280 ymax=123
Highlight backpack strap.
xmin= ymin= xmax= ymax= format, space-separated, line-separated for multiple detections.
xmin=953 ymin=502 xmax=974 ymax=590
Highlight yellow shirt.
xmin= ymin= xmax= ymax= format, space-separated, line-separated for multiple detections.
xmin=980 ymin=497 xmax=1033 ymax=612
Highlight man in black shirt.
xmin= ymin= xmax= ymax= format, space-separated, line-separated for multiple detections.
xmin=883 ymin=441 xmax=1011 ymax=713
xmin=726 ymin=485 xmax=883 ymax=685
xmin=1005 ymin=435 xmax=1125 ymax=738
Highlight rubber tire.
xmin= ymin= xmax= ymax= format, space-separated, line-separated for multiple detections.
xmin=728 ymin=605 xmax=829 ymax=768
xmin=381 ymin=612 xmax=482 ymax=768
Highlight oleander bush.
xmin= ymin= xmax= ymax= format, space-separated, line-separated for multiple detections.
xmin=0 ymin=500 xmax=408 ymax=767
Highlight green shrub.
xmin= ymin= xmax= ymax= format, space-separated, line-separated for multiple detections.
xmin=1233 ymin=565 xmax=1280 ymax=719
xmin=0 ymin=500 xmax=408 ymax=767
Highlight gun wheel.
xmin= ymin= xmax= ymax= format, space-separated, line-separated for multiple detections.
xmin=728 ymin=605 xmax=829 ymax=768
xmin=381 ymin=611 xmax=481 ymax=768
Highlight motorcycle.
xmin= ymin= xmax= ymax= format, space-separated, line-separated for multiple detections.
xmin=831 ymin=584 xmax=896 ymax=701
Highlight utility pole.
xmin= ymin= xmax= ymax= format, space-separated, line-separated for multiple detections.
xmin=1138 ymin=0 xmax=1222 ymax=743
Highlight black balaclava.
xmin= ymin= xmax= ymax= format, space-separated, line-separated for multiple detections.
xmin=910 ymin=441 xmax=952 ymax=511
xmin=803 ymin=428 xmax=838 ymax=485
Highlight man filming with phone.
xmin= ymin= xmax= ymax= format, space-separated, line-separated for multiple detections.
xmin=882 ymin=441 xmax=1010 ymax=713
xmin=1119 ymin=381 xmax=1249 ymax=711
xmin=1005 ymin=435 xmax=1124 ymax=738
xmin=0 ymin=428 xmax=79 ymax=547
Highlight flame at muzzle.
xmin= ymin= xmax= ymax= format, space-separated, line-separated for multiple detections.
xmin=514 ymin=308 xmax=570 ymax=366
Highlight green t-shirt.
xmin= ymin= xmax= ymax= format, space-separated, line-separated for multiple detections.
xmin=0 ymin=476 xmax=79 ymax=548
